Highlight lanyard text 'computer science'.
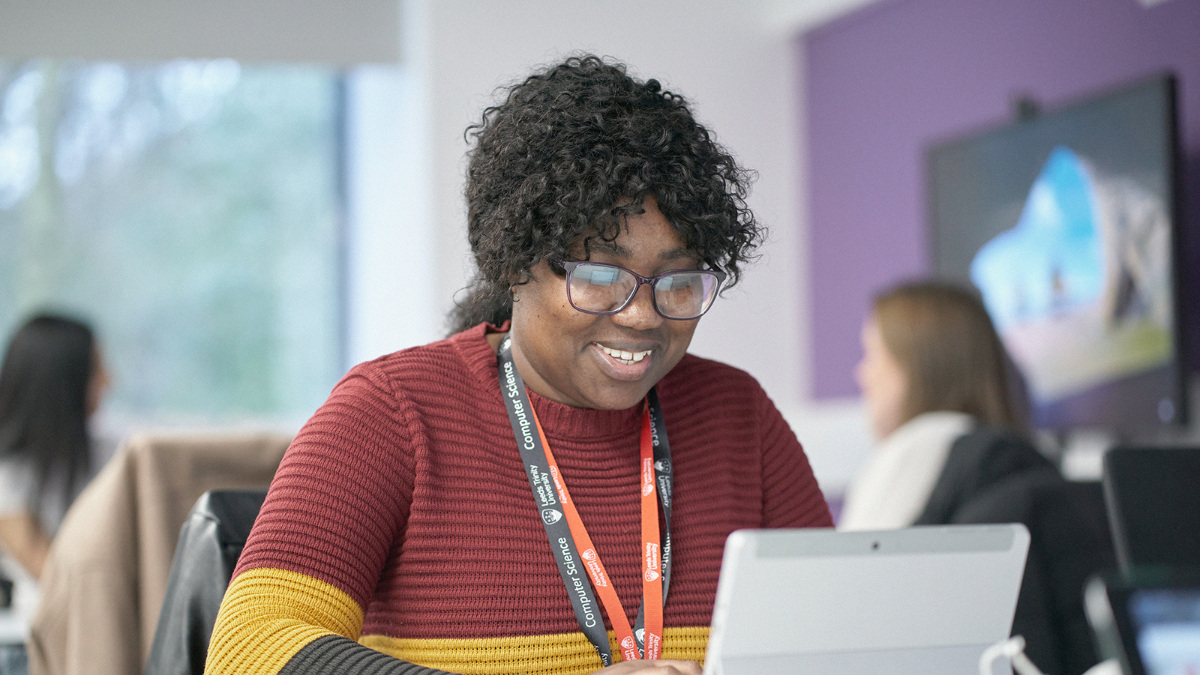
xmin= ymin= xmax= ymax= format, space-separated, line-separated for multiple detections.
xmin=497 ymin=335 xmax=673 ymax=664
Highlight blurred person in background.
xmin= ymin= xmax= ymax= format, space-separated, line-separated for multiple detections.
xmin=0 ymin=314 xmax=110 ymax=580
xmin=840 ymin=280 xmax=1028 ymax=531
xmin=841 ymin=280 xmax=1111 ymax=675
xmin=0 ymin=313 xmax=110 ymax=675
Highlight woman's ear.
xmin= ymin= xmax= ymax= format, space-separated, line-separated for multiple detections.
xmin=508 ymin=269 xmax=531 ymax=304
xmin=508 ymin=263 xmax=544 ymax=293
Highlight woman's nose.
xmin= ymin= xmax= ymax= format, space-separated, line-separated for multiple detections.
xmin=611 ymin=283 xmax=664 ymax=330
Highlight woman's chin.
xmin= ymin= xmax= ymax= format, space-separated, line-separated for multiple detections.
xmin=580 ymin=383 xmax=654 ymax=411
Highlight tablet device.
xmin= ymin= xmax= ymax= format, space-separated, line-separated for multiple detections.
xmin=1084 ymin=569 xmax=1200 ymax=675
xmin=704 ymin=524 xmax=1030 ymax=675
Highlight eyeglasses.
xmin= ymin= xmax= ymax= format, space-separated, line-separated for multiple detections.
xmin=556 ymin=259 xmax=727 ymax=320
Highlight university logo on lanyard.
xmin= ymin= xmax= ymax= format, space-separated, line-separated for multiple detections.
xmin=497 ymin=336 xmax=674 ymax=665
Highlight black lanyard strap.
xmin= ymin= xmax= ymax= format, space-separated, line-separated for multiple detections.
xmin=497 ymin=335 xmax=673 ymax=663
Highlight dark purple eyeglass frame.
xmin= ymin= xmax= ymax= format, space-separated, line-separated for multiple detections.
xmin=554 ymin=259 xmax=728 ymax=320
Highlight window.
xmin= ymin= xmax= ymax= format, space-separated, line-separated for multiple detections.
xmin=0 ymin=59 xmax=345 ymax=428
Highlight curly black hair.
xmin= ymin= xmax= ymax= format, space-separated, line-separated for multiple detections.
xmin=448 ymin=54 xmax=762 ymax=334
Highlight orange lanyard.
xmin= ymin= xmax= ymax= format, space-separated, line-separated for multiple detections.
xmin=498 ymin=336 xmax=672 ymax=665
xmin=530 ymin=400 xmax=663 ymax=661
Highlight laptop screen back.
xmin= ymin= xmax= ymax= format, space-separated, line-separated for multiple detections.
xmin=705 ymin=525 xmax=1030 ymax=675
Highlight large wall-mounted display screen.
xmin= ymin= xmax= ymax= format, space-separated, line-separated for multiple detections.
xmin=927 ymin=74 xmax=1184 ymax=433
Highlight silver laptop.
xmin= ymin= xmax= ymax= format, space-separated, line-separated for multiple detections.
xmin=704 ymin=524 xmax=1030 ymax=675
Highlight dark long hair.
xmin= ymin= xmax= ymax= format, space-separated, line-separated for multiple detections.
xmin=450 ymin=54 xmax=761 ymax=334
xmin=0 ymin=314 xmax=96 ymax=512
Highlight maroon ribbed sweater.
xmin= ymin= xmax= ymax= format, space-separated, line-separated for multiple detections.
xmin=228 ymin=322 xmax=831 ymax=668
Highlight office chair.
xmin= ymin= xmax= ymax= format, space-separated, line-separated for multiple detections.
xmin=1102 ymin=446 xmax=1200 ymax=575
xmin=143 ymin=489 xmax=268 ymax=675
xmin=910 ymin=427 xmax=1115 ymax=675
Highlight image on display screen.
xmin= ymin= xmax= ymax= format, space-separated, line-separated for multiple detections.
xmin=927 ymin=74 xmax=1184 ymax=432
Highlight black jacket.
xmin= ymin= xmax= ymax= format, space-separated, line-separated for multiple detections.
xmin=914 ymin=427 xmax=1115 ymax=675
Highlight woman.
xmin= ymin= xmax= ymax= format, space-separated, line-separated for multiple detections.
xmin=840 ymin=281 xmax=1109 ymax=675
xmin=206 ymin=55 xmax=831 ymax=675
xmin=839 ymin=280 xmax=1029 ymax=531
xmin=0 ymin=313 xmax=109 ymax=580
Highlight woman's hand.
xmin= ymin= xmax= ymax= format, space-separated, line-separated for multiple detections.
xmin=597 ymin=659 xmax=703 ymax=675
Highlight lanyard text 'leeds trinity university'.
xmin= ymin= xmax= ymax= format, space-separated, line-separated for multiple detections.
xmin=497 ymin=335 xmax=673 ymax=665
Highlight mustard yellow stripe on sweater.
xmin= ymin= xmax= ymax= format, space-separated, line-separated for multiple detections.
xmin=206 ymin=568 xmax=366 ymax=675
xmin=359 ymin=626 xmax=709 ymax=675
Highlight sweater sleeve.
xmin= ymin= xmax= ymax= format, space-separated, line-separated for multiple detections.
xmin=204 ymin=366 xmax=453 ymax=675
xmin=756 ymin=390 xmax=833 ymax=529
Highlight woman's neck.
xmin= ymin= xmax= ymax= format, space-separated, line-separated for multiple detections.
xmin=485 ymin=330 xmax=507 ymax=353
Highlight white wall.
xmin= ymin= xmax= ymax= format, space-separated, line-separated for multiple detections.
xmin=383 ymin=0 xmax=873 ymax=494
xmin=335 ymin=0 xmax=877 ymax=494
xmin=0 ymin=0 xmax=877 ymax=493
xmin=0 ymin=0 xmax=402 ymax=64
xmin=419 ymin=2 xmax=809 ymax=406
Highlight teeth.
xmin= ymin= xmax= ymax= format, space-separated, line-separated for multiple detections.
xmin=600 ymin=345 xmax=651 ymax=364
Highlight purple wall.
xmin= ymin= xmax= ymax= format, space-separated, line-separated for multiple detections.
xmin=803 ymin=0 xmax=1200 ymax=398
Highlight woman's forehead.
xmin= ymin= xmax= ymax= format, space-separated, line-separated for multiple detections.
xmin=570 ymin=231 xmax=696 ymax=262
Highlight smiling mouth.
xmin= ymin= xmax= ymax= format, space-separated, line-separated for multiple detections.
xmin=598 ymin=344 xmax=652 ymax=365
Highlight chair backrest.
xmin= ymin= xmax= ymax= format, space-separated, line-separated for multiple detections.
xmin=914 ymin=427 xmax=1117 ymax=675
xmin=1103 ymin=446 xmax=1200 ymax=574
xmin=143 ymin=489 xmax=268 ymax=675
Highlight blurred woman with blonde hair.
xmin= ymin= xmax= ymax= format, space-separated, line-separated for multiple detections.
xmin=841 ymin=280 xmax=1111 ymax=675
xmin=840 ymin=280 xmax=1028 ymax=530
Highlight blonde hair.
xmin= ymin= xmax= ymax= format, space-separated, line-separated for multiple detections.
xmin=872 ymin=281 xmax=1027 ymax=432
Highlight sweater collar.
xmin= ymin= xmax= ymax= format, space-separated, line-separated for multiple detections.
xmin=452 ymin=321 xmax=644 ymax=442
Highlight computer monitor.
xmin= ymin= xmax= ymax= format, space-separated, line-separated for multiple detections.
xmin=1085 ymin=569 xmax=1200 ymax=675
xmin=1102 ymin=446 xmax=1200 ymax=574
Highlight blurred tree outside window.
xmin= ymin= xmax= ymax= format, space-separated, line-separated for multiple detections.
xmin=0 ymin=59 xmax=344 ymax=429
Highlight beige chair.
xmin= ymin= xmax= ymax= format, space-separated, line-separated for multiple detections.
xmin=27 ymin=431 xmax=291 ymax=675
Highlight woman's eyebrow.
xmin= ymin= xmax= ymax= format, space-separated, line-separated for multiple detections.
xmin=587 ymin=240 xmax=695 ymax=261
xmin=586 ymin=240 xmax=629 ymax=257
xmin=659 ymin=248 xmax=696 ymax=261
